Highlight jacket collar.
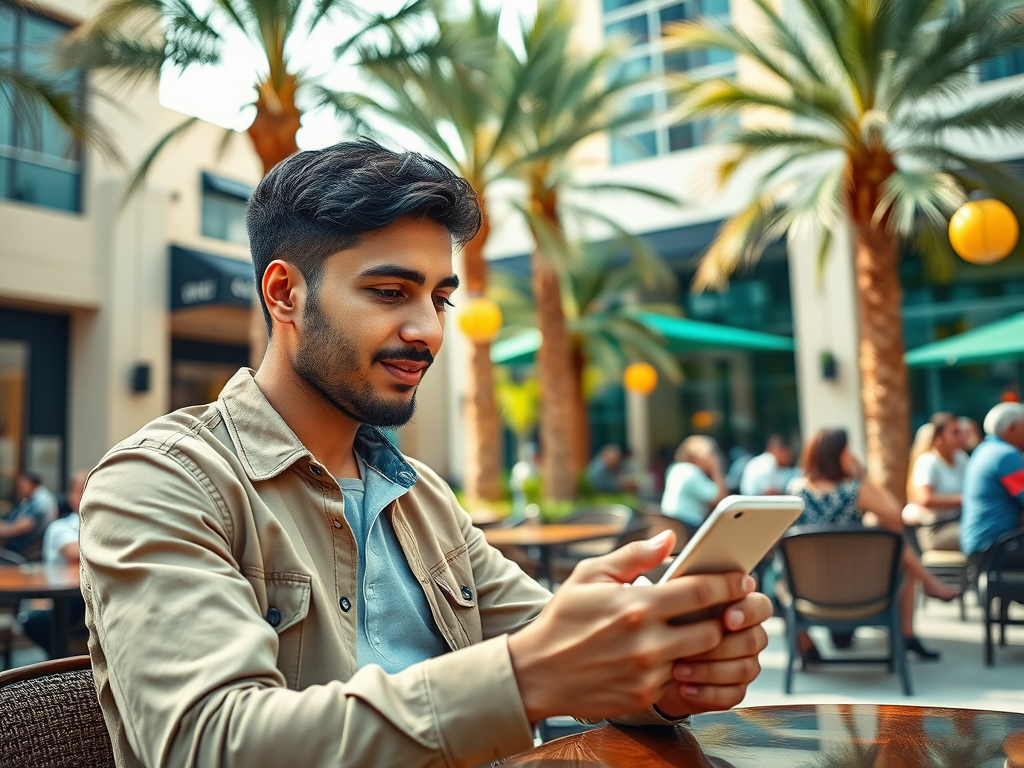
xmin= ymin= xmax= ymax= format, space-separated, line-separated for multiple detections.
xmin=217 ymin=368 xmax=417 ymax=488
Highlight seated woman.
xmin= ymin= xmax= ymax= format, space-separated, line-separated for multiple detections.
xmin=660 ymin=436 xmax=727 ymax=536
xmin=787 ymin=428 xmax=959 ymax=661
xmin=905 ymin=412 xmax=966 ymax=552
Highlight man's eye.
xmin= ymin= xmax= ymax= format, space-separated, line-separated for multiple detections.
xmin=373 ymin=289 xmax=404 ymax=301
xmin=435 ymin=296 xmax=455 ymax=312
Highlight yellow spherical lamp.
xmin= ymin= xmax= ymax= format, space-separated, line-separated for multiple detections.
xmin=623 ymin=362 xmax=658 ymax=395
xmin=948 ymin=199 xmax=1019 ymax=265
xmin=457 ymin=297 xmax=503 ymax=343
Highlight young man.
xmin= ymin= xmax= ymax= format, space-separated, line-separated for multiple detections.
xmin=80 ymin=141 xmax=771 ymax=768
xmin=739 ymin=434 xmax=795 ymax=496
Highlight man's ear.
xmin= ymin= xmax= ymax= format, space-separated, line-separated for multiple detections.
xmin=262 ymin=260 xmax=306 ymax=329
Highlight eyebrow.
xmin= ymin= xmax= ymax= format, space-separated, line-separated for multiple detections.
xmin=358 ymin=264 xmax=460 ymax=291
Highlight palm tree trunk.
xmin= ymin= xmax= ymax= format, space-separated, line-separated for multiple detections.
xmin=853 ymin=222 xmax=910 ymax=503
xmin=569 ymin=343 xmax=590 ymax=476
xmin=246 ymin=74 xmax=302 ymax=368
xmin=461 ymin=210 xmax=503 ymax=502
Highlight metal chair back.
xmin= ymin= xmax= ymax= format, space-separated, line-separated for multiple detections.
xmin=979 ymin=528 xmax=1024 ymax=665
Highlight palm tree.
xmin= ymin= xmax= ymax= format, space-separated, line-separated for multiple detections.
xmin=58 ymin=0 xmax=430 ymax=363
xmin=347 ymin=1 xmax=527 ymax=502
xmin=667 ymin=0 xmax=1024 ymax=499
xmin=509 ymin=0 xmax=673 ymax=499
xmin=493 ymin=244 xmax=682 ymax=471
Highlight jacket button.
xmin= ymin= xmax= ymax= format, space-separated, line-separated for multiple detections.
xmin=332 ymin=519 xmax=343 ymax=529
xmin=339 ymin=597 xmax=352 ymax=613
xmin=266 ymin=607 xmax=282 ymax=627
xmin=460 ymin=586 xmax=473 ymax=601
xmin=309 ymin=464 xmax=323 ymax=476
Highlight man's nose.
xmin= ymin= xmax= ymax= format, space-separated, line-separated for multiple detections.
xmin=399 ymin=297 xmax=444 ymax=349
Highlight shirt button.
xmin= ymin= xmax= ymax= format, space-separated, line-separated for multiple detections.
xmin=460 ymin=586 xmax=473 ymax=601
xmin=309 ymin=463 xmax=323 ymax=476
xmin=332 ymin=519 xmax=343 ymax=529
xmin=339 ymin=597 xmax=352 ymax=613
xmin=266 ymin=607 xmax=282 ymax=627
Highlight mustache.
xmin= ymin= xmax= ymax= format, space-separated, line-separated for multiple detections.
xmin=371 ymin=347 xmax=435 ymax=366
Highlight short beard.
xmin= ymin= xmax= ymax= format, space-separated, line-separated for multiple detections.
xmin=293 ymin=293 xmax=419 ymax=428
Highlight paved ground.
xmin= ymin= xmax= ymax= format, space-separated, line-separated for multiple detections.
xmin=744 ymin=591 xmax=1024 ymax=714
xmin=8 ymin=591 xmax=1024 ymax=714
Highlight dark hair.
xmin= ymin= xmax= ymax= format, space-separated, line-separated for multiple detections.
xmin=930 ymin=411 xmax=958 ymax=441
xmin=18 ymin=471 xmax=42 ymax=486
xmin=765 ymin=433 xmax=790 ymax=451
xmin=800 ymin=428 xmax=849 ymax=482
xmin=246 ymin=139 xmax=482 ymax=333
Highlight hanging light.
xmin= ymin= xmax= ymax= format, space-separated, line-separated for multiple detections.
xmin=457 ymin=297 xmax=503 ymax=343
xmin=948 ymin=199 xmax=1019 ymax=265
xmin=623 ymin=362 xmax=658 ymax=395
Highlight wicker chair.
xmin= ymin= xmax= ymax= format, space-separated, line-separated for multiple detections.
xmin=776 ymin=525 xmax=911 ymax=696
xmin=0 ymin=655 xmax=114 ymax=768
xmin=979 ymin=528 xmax=1024 ymax=666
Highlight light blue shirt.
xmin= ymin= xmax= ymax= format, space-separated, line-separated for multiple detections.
xmin=339 ymin=429 xmax=448 ymax=674
xmin=961 ymin=435 xmax=1024 ymax=556
xmin=661 ymin=462 xmax=719 ymax=528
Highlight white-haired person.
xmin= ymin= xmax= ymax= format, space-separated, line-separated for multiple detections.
xmin=660 ymin=436 xmax=727 ymax=535
xmin=960 ymin=402 xmax=1024 ymax=571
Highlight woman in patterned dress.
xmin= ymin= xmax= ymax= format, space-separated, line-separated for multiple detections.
xmin=787 ymin=429 xmax=959 ymax=661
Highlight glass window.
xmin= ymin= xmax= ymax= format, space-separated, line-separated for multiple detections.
xmin=603 ymin=0 xmax=645 ymax=11
xmin=625 ymin=92 xmax=655 ymax=116
xmin=604 ymin=14 xmax=650 ymax=46
xmin=701 ymin=0 xmax=731 ymax=17
xmin=610 ymin=130 xmax=657 ymax=164
xmin=609 ymin=53 xmax=652 ymax=83
xmin=979 ymin=49 xmax=1024 ymax=81
xmin=669 ymin=120 xmax=718 ymax=151
xmin=0 ymin=5 xmax=81 ymax=213
xmin=202 ymin=188 xmax=249 ymax=246
xmin=660 ymin=3 xmax=691 ymax=32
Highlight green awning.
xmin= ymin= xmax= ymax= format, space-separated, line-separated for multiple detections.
xmin=905 ymin=312 xmax=1024 ymax=367
xmin=491 ymin=313 xmax=794 ymax=365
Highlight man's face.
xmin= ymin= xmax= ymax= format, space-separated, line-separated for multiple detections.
xmin=14 ymin=476 xmax=33 ymax=499
xmin=935 ymin=421 xmax=964 ymax=454
xmin=1004 ymin=418 xmax=1024 ymax=452
xmin=292 ymin=218 xmax=457 ymax=428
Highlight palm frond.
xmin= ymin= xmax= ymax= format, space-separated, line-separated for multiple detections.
xmin=900 ymin=90 xmax=1024 ymax=138
xmin=912 ymin=223 xmax=958 ymax=284
xmin=875 ymin=168 xmax=966 ymax=234
xmin=309 ymin=85 xmax=377 ymax=138
xmin=59 ymin=31 xmax=169 ymax=87
xmin=747 ymin=0 xmax=828 ymax=86
xmin=122 ymin=115 xmax=201 ymax=203
xmin=664 ymin=17 xmax=795 ymax=87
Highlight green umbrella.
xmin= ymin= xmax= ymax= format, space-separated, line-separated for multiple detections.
xmin=491 ymin=313 xmax=794 ymax=365
xmin=905 ymin=312 xmax=1024 ymax=368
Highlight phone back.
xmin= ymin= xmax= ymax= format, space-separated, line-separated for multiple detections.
xmin=658 ymin=496 xmax=804 ymax=584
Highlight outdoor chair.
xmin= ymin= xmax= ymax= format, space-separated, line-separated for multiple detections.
xmin=0 ymin=548 xmax=27 ymax=670
xmin=775 ymin=525 xmax=911 ymax=696
xmin=978 ymin=528 xmax=1024 ymax=666
xmin=0 ymin=655 xmax=115 ymax=768
xmin=904 ymin=519 xmax=971 ymax=620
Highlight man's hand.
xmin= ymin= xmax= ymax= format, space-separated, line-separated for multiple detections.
xmin=652 ymin=590 xmax=771 ymax=718
xmin=507 ymin=531 xmax=766 ymax=723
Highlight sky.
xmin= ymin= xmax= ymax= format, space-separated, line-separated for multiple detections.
xmin=159 ymin=0 xmax=537 ymax=151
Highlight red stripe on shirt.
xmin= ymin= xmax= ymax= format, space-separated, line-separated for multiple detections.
xmin=1002 ymin=467 xmax=1024 ymax=497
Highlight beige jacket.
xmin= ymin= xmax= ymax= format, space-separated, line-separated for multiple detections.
xmin=81 ymin=369 xmax=671 ymax=768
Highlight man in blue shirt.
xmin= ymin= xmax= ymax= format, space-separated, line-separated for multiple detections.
xmin=960 ymin=403 xmax=1024 ymax=566
xmin=0 ymin=471 xmax=57 ymax=556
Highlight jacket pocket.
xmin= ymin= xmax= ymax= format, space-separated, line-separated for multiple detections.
xmin=244 ymin=569 xmax=312 ymax=689
xmin=429 ymin=546 xmax=482 ymax=647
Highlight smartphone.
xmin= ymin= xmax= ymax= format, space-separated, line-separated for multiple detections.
xmin=654 ymin=495 xmax=804 ymax=624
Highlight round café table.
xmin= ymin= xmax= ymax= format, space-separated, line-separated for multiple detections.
xmin=484 ymin=524 xmax=625 ymax=587
xmin=0 ymin=563 xmax=81 ymax=659
xmin=503 ymin=704 xmax=1024 ymax=767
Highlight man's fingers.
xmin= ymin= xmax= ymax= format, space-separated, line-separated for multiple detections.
xmin=572 ymin=530 xmax=675 ymax=585
xmin=686 ymin=625 xmax=769 ymax=662
xmin=672 ymin=656 xmax=761 ymax=686
xmin=674 ymin=683 xmax=749 ymax=712
xmin=721 ymin=593 xmax=773 ymax=632
xmin=653 ymin=572 xmax=754 ymax=622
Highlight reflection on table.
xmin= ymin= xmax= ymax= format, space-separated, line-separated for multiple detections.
xmin=503 ymin=704 xmax=1024 ymax=767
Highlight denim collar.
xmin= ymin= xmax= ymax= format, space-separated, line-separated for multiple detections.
xmin=217 ymin=368 xmax=417 ymax=489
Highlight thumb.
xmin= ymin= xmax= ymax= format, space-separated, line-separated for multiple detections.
xmin=581 ymin=529 xmax=675 ymax=585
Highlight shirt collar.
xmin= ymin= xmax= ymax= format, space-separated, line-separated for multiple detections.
xmin=217 ymin=368 xmax=417 ymax=488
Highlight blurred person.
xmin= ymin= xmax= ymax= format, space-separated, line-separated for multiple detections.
xmin=21 ymin=470 xmax=89 ymax=657
xmin=0 ymin=471 xmax=57 ymax=557
xmin=788 ymin=429 xmax=959 ymax=661
xmin=79 ymin=141 xmax=772 ymax=768
xmin=906 ymin=413 xmax=967 ymax=552
xmin=661 ymin=436 xmax=727 ymax=534
xmin=960 ymin=417 xmax=984 ymax=454
xmin=960 ymin=402 xmax=1024 ymax=570
xmin=739 ymin=434 xmax=794 ymax=495
xmin=724 ymin=445 xmax=753 ymax=494
xmin=586 ymin=444 xmax=637 ymax=494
